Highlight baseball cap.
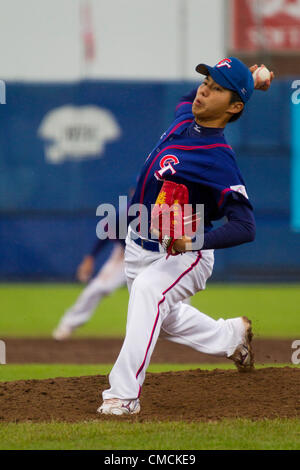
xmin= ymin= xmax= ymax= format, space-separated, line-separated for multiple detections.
xmin=196 ymin=57 xmax=254 ymax=103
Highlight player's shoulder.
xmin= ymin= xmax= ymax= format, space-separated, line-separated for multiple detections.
xmin=174 ymin=101 xmax=194 ymax=119
xmin=159 ymin=113 xmax=194 ymax=142
xmin=211 ymin=134 xmax=237 ymax=160
xmin=194 ymin=136 xmax=243 ymax=181
xmin=191 ymin=133 xmax=236 ymax=158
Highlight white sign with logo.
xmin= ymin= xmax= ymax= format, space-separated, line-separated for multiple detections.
xmin=38 ymin=105 xmax=121 ymax=164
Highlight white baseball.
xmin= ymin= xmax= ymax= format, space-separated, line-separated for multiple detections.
xmin=252 ymin=66 xmax=271 ymax=86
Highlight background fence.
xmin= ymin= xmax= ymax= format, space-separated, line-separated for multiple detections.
xmin=0 ymin=78 xmax=299 ymax=281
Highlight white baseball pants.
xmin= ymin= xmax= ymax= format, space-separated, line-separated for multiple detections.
xmin=102 ymin=235 xmax=246 ymax=400
xmin=58 ymin=243 xmax=126 ymax=331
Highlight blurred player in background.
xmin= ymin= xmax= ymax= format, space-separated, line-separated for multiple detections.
xmin=53 ymin=186 xmax=138 ymax=340
xmin=52 ymin=235 xmax=126 ymax=340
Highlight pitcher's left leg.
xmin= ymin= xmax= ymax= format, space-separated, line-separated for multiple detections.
xmin=101 ymin=251 xmax=203 ymax=402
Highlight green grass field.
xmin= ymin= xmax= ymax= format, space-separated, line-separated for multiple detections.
xmin=1 ymin=283 xmax=300 ymax=338
xmin=0 ymin=419 xmax=299 ymax=450
xmin=0 ymin=283 xmax=300 ymax=450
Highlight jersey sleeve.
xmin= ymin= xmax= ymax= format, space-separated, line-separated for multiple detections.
xmin=174 ymin=88 xmax=197 ymax=119
xmin=217 ymin=185 xmax=253 ymax=212
xmin=202 ymin=197 xmax=256 ymax=250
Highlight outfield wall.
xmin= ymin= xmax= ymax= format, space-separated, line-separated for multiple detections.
xmin=0 ymin=79 xmax=299 ymax=281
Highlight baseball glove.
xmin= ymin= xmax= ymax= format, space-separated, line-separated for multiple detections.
xmin=150 ymin=180 xmax=195 ymax=256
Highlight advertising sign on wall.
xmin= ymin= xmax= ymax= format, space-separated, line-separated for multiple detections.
xmin=231 ymin=0 xmax=300 ymax=51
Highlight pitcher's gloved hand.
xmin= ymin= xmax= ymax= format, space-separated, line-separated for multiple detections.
xmin=151 ymin=180 xmax=198 ymax=256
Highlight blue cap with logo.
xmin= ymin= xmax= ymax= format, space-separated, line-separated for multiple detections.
xmin=196 ymin=57 xmax=254 ymax=104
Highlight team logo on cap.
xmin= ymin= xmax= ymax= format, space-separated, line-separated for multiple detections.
xmin=216 ymin=58 xmax=232 ymax=69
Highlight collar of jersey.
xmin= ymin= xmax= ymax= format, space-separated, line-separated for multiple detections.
xmin=186 ymin=120 xmax=224 ymax=138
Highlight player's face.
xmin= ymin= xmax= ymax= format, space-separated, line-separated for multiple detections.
xmin=192 ymin=75 xmax=243 ymax=127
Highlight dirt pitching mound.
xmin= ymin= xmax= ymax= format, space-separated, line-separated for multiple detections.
xmin=3 ymin=337 xmax=295 ymax=364
xmin=0 ymin=367 xmax=299 ymax=423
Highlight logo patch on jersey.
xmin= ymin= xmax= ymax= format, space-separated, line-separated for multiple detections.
xmin=216 ymin=58 xmax=232 ymax=69
xmin=230 ymin=185 xmax=249 ymax=199
xmin=155 ymin=154 xmax=180 ymax=179
xmin=193 ymin=124 xmax=202 ymax=134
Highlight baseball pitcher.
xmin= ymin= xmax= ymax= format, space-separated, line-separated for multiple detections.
xmin=98 ymin=58 xmax=274 ymax=415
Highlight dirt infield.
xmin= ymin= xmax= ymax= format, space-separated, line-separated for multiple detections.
xmin=3 ymin=337 xmax=296 ymax=364
xmin=0 ymin=367 xmax=299 ymax=423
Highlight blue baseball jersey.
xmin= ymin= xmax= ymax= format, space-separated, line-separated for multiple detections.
xmin=130 ymin=91 xmax=252 ymax=238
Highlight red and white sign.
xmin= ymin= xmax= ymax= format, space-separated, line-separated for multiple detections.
xmin=231 ymin=0 xmax=300 ymax=51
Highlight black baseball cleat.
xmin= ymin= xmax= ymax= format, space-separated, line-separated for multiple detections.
xmin=228 ymin=316 xmax=254 ymax=372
